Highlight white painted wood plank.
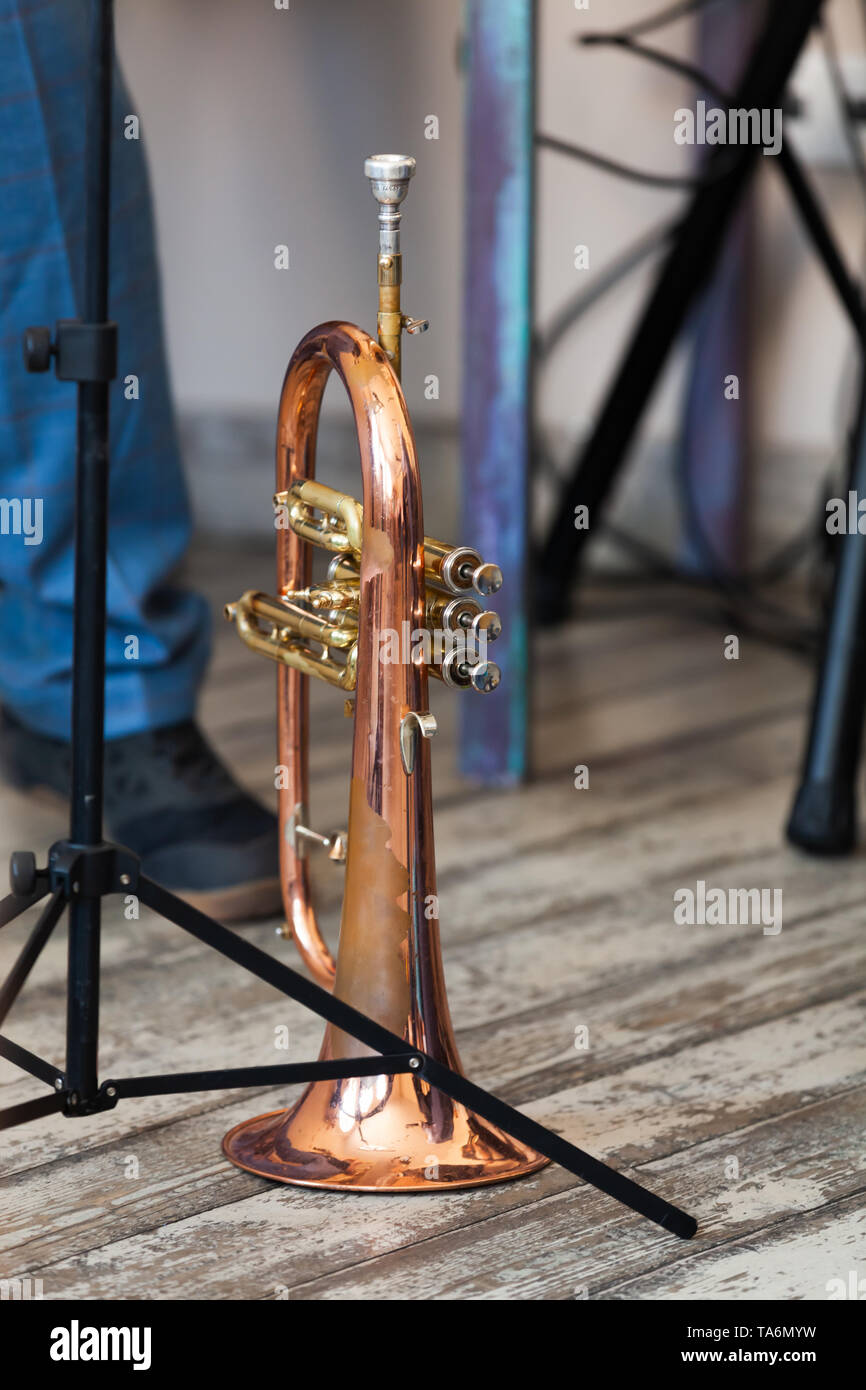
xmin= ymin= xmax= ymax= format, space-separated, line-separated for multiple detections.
xmin=6 ymin=993 xmax=862 ymax=1298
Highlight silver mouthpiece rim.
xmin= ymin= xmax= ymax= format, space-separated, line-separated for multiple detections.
xmin=364 ymin=154 xmax=416 ymax=187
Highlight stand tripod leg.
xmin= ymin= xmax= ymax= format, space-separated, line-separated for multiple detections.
xmin=137 ymin=876 xmax=414 ymax=1056
xmin=0 ymin=891 xmax=65 ymax=1026
xmin=788 ymin=364 xmax=866 ymax=852
xmin=0 ymin=888 xmax=48 ymax=929
xmin=0 ymin=1094 xmax=64 ymax=1130
xmin=419 ymin=1056 xmax=696 ymax=1238
xmin=138 ymin=876 xmax=696 ymax=1238
xmin=0 ymin=1033 xmax=64 ymax=1089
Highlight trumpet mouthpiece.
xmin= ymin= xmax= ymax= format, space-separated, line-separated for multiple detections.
xmin=364 ymin=154 xmax=416 ymax=203
xmin=365 ymin=154 xmax=416 ymax=261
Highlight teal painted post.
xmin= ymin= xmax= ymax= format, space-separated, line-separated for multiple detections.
xmin=460 ymin=0 xmax=534 ymax=785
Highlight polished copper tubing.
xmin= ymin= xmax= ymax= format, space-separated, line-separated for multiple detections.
xmin=222 ymin=322 xmax=547 ymax=1190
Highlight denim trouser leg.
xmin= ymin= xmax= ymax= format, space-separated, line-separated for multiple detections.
xmin=0 ymin=0 xmax=210 ymax=740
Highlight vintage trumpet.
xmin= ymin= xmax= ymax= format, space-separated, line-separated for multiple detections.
xmin=221 ymin=155 xmax=547 ymax=1190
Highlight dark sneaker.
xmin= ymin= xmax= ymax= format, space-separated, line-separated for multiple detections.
xmin=0 ymin=710 xmax=280 ymax=922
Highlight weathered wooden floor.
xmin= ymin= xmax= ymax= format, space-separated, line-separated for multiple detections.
xmin=1 ymin=548 xmax=864 ymax=1300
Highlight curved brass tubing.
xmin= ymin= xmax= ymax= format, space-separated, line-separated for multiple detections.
xmin=273 ymin=320 xmax=433 ymax=988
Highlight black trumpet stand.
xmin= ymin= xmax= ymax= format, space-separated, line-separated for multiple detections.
xmin=0 ymin=0 xmax=696 ymax=1242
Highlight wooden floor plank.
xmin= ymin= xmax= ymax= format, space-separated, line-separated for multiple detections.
xmin=605 ymin=1194 xmax=865 ymax=1302
xmin=1 ymin=904 xmax=862 ymax=1276
xmin=285 ymin=1091 xmax=866 ymax=1302
xmin=7 ymin=995 xmax=862 ymax=1298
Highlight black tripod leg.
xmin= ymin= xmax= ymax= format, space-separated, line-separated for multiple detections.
xmin=776 ymin=147 xmax=866 ymax=853
xmin=535 ymin=0 xmax=826 ymax=623
xmin=0 ymin=888 xmax=48 ymax=930
xmin=0 ymin=1093 xmax=65 ymax=1131
xmin=420 ymin=1056 xmax=696 ymax=1238
xmin=0 ymin=1033 xmax=64 ymax=1089
xmin=788 ymin=365 xmax=866 ymax=853
xmin=139 ymin=876 xmax=697 ymax=1238
xmin=777 ymin=147 xmax=866 ymax=340
xmin=137 ymin=876 xmax=426 ymax=1057
xmin=0 ymin=891 xmax=65 ymax=1026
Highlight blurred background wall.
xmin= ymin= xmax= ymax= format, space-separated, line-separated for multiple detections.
xmin=115 ymin=0 xmax=866 ymax=556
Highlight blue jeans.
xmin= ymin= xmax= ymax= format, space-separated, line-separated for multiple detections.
xmin=0 ymin=0 xmax=209 ymax=739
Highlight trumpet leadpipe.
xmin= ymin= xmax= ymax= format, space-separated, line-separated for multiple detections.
xmin=364 ymin=153 xmax=417 ymax=380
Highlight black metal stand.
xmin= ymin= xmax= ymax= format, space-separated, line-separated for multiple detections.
xmin=535 ymin=0 xmax=866 ymax=856
xmin=0 ymin=0 xmax=696 ymax=1243
xmin=535 ymin=0 xmax=833 ymax=624
xmin=787 ymin=359 xmax=866 ymax=852
xmin=1 ymin=849 xmax=696 ymax=1238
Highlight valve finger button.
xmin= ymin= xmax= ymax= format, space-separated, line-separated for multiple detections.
xmin=472 ymin=562 xmax=502 ymax=596
xmin=468 ymin=660 xmax=501 ymax=694
xmin=441 ymin=650 xmax=501 ymax=693
xmin=471 ymin=609 xmax=502 ymax=642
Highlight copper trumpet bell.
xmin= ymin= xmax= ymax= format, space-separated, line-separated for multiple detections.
xmin=222 ymin=155 xmax=546 ymax=1192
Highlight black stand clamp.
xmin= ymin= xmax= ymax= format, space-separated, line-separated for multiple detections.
xmin=23 ymin=319 xmax=118 ymax=383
